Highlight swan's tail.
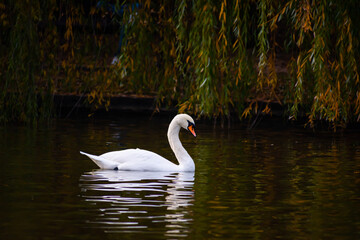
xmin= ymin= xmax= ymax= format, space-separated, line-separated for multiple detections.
xmin=80 ymin=151 xmax=118 ymax=170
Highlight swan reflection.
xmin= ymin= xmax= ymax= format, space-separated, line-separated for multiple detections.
xmin=79 ymin=170 xmax=194 ymax=237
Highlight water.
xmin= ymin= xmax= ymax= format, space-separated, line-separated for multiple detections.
xmin=1 ymin=115 xmax=360 ymax=239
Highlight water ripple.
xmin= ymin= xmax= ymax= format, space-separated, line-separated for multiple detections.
xmin=79 ymin=170 xmax=194 ymax=237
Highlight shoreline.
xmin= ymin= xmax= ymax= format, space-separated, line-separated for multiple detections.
xmin=53 ymin=94 xmax=360 ymax=130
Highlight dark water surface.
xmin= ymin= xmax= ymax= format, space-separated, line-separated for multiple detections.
xmin=1 ymin=115 xmax=360 ymax=239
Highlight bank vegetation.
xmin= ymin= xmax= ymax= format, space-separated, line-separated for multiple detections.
xmin=0 ymin=0 xmax=359 ymax=128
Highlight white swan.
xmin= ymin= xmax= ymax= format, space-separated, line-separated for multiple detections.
xmin=80 ymin=114 xmax=196 ymax=172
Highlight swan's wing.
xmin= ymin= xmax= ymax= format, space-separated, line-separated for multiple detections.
xmin=101 ymin=149 xmax=180 ymax=171
xmin=82 ymin=149 xmax=180 ymax=171
xmin=99 ymin=149 xmax=162 ymax=163
xmin=80 ymin=151 xmax=119 ymax=169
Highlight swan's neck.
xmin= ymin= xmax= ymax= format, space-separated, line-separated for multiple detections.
xmin=167 ymin=121 xmax=195 ymax=171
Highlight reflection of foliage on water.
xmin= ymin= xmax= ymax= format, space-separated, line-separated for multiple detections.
xmin=190 ymin=127 xmax=360 ymax=239
xmin=0 ymin=1 xmax=359 ymax=128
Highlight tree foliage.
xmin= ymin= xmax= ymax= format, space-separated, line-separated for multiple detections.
xmin=0 ymin=0 xmax=359 ymax=128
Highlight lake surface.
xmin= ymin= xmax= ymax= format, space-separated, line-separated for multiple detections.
xmin=1 ymin=115 xmax=360 ymax=239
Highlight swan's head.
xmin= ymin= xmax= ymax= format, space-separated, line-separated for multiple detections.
xmin=175 ymin=114 xmax=196 ymax=137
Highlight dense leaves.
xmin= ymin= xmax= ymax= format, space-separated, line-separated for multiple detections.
xmin=0 ymin=0 xmax=359 ymax=128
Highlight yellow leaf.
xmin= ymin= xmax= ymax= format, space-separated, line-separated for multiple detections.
xmin=232 ymin=39 xmax=238 ymax=49
xmin=145 ymin=0 xmax=151 ymax=9
xmin=219 ymin=3 xmax=224 ymax=21
xmin=198 ymin=51 xmax=203 ymax=58
xmin=262 ymin=105 xmax=271 ymax=114
xmin=90 ymin=7 xmax=96 ymax=15
xmin=179 ymin=102 xmax=188 ymax=113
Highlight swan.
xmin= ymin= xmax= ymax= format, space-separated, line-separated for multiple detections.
xmin=80 ymin=114 xmax=196 ymax=172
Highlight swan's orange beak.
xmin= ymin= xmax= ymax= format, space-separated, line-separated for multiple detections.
xmin=188 ymin=125 xmax=196 ymax=137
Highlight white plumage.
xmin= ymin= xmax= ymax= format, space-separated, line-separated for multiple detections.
xmin=80 ymin=114 xmax=196 ymax=172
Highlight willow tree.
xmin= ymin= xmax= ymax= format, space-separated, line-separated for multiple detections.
xmin=118 ymin=0 xmax=256 ymax=119
xmin=117 ymin=0 xmax=359 ymax=127
xmin=283 ymin=0 xmax=360 ymax=127
xmin=1 ymin=0 xmax=359 ymax=128
xmin=0 ymin=0 xmax=116 ymax=122
xmin=1 ymin=1 xmax=42 ymax=122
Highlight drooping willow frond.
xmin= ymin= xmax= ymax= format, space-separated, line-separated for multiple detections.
xmin=0 ymin=0 xmax=359 ymax=128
